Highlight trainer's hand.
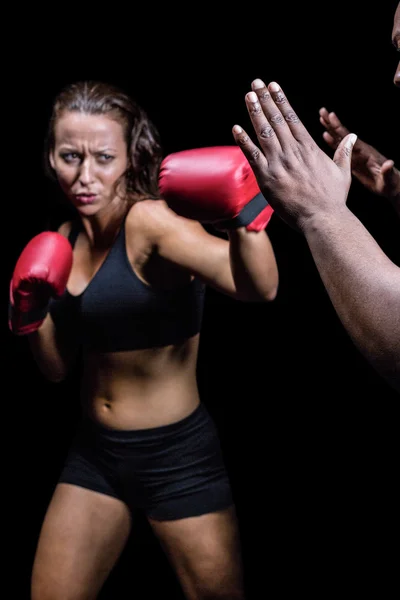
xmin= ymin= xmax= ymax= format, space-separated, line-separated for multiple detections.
xmin=319 ymin=107 xmax=400 ymax=200
xmin=232 ymin=79 xmax=357 ymax=232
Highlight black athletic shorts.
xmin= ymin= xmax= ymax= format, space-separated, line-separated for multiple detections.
xmin=58 ymin=402 xmax=234 ymax=520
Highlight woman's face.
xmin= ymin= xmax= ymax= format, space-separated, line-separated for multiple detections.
xmin=49 ymin=111 xmax=130 ymax=215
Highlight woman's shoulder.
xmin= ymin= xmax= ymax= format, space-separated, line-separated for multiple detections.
xmin=57 ymin=219 xmax=81 ymax=241
xmin=126 ymin=198 xmax=177 ymax=236
xmin=127 ymin=197 xmax=171 ymax=220
xmin=126 ymin=198 xmax=203 ymax=234
xmin=57 ymin=220 xmax=74 ymax=238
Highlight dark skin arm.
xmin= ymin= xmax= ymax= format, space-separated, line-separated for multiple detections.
xmin=232 ymin=79 xmax=400 ymax=392
xmin=302 ymin=209 xmax=400 ymax=390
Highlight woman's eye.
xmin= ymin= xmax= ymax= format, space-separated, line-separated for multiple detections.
xmin=61 ymin=152 xmax=80 ymax=163
xmin=59 ymin=152 xmax=113 ymax=163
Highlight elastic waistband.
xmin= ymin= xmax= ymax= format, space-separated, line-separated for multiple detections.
xmin=80 ymin=402 xmax=209 ymax=444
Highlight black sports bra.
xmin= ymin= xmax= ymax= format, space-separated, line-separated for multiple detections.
xmin=48 ymin=218 xmax=206 ymax=352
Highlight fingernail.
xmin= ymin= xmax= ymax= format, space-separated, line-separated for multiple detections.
xmin=233 ymin=125 xmax=243 ymax=134
xmin=346 ymin=134 xmax=357 ymax=147
xmin=252 ymin=79 xmax=265 ymax=90
xmin=268 ymin=82 xmax=280 ymax=92
xmin=246 ymin=92 xmax=258 ymax=102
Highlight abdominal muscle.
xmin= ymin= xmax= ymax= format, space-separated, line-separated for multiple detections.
xmin=79 ymin=334 xmax=201 ymax=431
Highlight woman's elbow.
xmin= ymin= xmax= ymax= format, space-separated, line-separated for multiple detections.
xmin=258 ymin=282 xmax=279 ymax=302
xmin=264 ymin=283 xmax=279 ymax=302
xmin=238 ymin=281 xmax=279 ymax=303
xmin=258 ymin=269 xmax=279 ymax=302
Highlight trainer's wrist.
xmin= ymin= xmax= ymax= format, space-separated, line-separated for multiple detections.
xmin=299 ymin=206 xmax=351 ymax=237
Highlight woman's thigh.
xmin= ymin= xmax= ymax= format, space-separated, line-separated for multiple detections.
xmin=31 ymin=483 xmax=132 ymax=600
xmin=149 ymin=504 xmax=245 ymax=600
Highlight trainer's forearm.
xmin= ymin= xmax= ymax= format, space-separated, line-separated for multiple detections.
xmin=302 ymin=207 xmax=400 ymax=392
xmin=228 ymin=227 xmax=279 ymax=302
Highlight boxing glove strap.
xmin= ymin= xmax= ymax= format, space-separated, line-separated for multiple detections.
xmin=215 ymin=192 xmax=269 ymax=229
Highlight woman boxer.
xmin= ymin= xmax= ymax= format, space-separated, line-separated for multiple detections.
xmin=9 ymin=80 xmax=279 ymax=599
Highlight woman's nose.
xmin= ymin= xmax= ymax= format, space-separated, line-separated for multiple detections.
xmin=78 ymin=159 xmax=95 ymax=184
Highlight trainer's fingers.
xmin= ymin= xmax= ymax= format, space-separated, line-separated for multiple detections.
xmin=319 ymin=107 xmax=330 ymax=121
xmin=319 ymin=115 xmax=331 ymax=129
xmin=326 ymin=112 xmax=350 ymax=140
xmin=252 ymin=79 xmax=311 ymax=147
xmin=319 ymin=107 xmax=338 ymax=131
xmin=322 ymin=131 xmax=339 ymax=148
xmin=381 ymin=160 xmax=398 ymax=189
xmin=232 ymin=124 xmax=269 ymax=174
xmin=381 ymin=159 xmax=395 ymax=175
xmin=333 ymin=133 xmax=357 ymax=173
xmin=244 ymin=91 xmax=283 ymax=159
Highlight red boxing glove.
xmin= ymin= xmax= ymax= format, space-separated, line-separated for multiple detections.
xmin=9 ymin=232 xmax=73 ymax=335
xmin=158 ymin=146 xmax=274 ymax=231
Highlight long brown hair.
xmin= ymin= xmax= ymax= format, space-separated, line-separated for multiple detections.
xmin=44 ymin=80 xmax=163 ymax=201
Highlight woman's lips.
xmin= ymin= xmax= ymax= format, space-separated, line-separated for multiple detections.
xmin=75 ymin=194 xmax=97 ymax=204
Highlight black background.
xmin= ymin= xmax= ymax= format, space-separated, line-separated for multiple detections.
xmin=5 ymin=2 xmax=400 ymax=597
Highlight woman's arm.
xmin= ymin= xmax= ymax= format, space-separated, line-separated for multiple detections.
xmin=10 ymin=222 xmax=80 ymax=383
xmin=226 ymin=227 xmax=278 ymax=301
xmin=27 ymin=311 xmax=80 ymax=383
xmin=129 ymin=200 xmax=278 ymax=302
